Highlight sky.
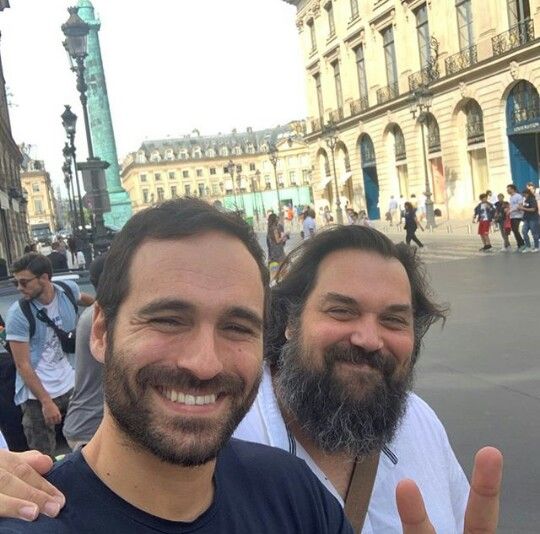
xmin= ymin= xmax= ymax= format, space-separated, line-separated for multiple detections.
xmin=0 ymin=0 xmax=306 ymax=193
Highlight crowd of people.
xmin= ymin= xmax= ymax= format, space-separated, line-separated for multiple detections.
xmin=23 ymin=236 xmax=86 ymax=272
xmin=0 ymin=198 xmax=502 ymax=532
xmin=473 ymin=182 xmax=540 ymax=253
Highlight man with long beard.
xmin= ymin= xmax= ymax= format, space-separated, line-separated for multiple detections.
xmin=234 ymin=224 xmax=502 ymax=533
xmin=0 ymin=198 xmax=351 ymax=533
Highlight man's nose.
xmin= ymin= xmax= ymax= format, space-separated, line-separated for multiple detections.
xmin=175 ymin=326 xmax=224 ymax=381
xmin=348 ymin=316 xmax=384 ymax=353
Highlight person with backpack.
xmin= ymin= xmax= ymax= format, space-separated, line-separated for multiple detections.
xmin=5 ymin=253 xmax=94 ymax=457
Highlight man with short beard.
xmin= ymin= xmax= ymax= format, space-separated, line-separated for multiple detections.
xmin=0 ymin=199 xmax=351 ymax=533
xmin=234 ymin=224 xmax=501 ymax=533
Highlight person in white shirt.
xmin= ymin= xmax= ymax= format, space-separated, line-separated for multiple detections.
xmin=302 ymin=208 xmax=317 ymax=239
xmin=236 ymin=224 xmax=502 ymax=533
xmin=507 ymin=183 xmax=526 ymax=250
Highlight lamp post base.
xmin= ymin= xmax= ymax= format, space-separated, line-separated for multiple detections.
xmin=425 ymin=199 xmax=436 ymax=229
xmin=335 ymin=206 xmax=344 ymax=225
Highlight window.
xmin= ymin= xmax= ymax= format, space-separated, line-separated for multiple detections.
xmin=168 ymin=172 xmax=175 ymax=180
xmin=465 ymin=100 xmax=485 ymax=145
xmin=287 ymin=156 xmax=298 ymax=167
xmin=415 ymin=4 xmax=430 ymax=69
xmin=314 ymin=73 xmax=324 ymax=120
xmin=198 ymin=183 xmax=205 ymax=197
xmin=182 ymin=170 xmax=189 ymax=178
xmin=171 ymin=186 xmax=177 ymax=197
xmin=179 ymin=150 xmax=189 ymax=160
xmin=426 ymin=115 xmax=441 ymax=153
xmin=32 ymin=183 xmax=40 ymax=192
xmin=165 ymin=149 xmax=174 ymax=160
xmin=193 ymin=148 xmax=202 ymax=159
xmin=302 ymin=169 xmax=310 ymax=184
xmin=265 ymin=175 xmax=272 ymax=189
xmin=354 ymin=45 xmax=369 ymax=102
xmin=210 ymin=167 xmax=216 ymax=175
xmin=382 ymin=26 xmax=398 ymax=87
xmin=325 ymin=1 xmax=336 ymax=37
xmin=289 ymin=170 xmax=297 ymax=184
xmin=212 ymin=184 xmax=220 ymax=195
xmin=307 ymin=19 xmax=317 ymax=51
xmin=184 ymin=184 xmax=191 ymax=195
xmin=224 ymin=166 xmax=230 ymax=174
xmin=206 ymin=148 xmax=216 ymax=158
xmin=157 ymin=187 xmax=165 ymax=201
xmin=278 ymin=174 xmax=284 ymax=186
xmin=150 ymin=151 xmax=161 ymax=162
xmin=155 ymin=173 xmax=161 ymax=181
xmin=507 ymin=0 xmax=531 ymax=27
xmin=350 ymin=0 xmax=359 ymax=20
xmin=140 ymin=174 xmax=147 ymax=182
xmin=393 ymin=126 xmax=407 ymax=161
xmin=249 ymin=163 xmax=256 ymax=172
xmin=33 ymin=198 xmax=43 ymax=213
xmin=236 ymin=165 xmax=242 ymax=173
xmin=142 ymin=189 xmax=149 ymax=204
xmin=136 ymin=151 xmax=146 ymax=164
xmin=246 ymin=145 xmax=255 ymax=154
xmin=196 ymin=169 xmax=203 ymax=177
xmin=456 ymin=0 xmax=474 ymax=51
xmin=332 ymin=60 xmax=343 ymax=111
xmin=220 ymin=146 xmax=229 ymax=157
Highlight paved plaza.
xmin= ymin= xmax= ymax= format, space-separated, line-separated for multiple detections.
xmin=1 ymin=230 xmax=538 ymax=530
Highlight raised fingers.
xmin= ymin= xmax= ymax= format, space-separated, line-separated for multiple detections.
xmin=464 ymin=446 xmax=503 ymax=534
xmin=396 ymin=479 xmax=437 ymax=534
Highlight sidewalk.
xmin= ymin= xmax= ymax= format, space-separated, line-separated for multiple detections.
xmin=370 ymin=217 xmax=483 ymax=237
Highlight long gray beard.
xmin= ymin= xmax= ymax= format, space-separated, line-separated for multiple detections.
xmin=274 ymin=335 xmax=413 ymax=457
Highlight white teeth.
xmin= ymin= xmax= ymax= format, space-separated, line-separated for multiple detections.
xmin=161 ymin=389 xmax=217 ymax=406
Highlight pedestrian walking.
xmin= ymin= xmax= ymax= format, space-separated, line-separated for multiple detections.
xmin=47 ymin=242 xmax=68 ymax=272
xmin=302 ymin=208 xmax=317 ymax=239
xmin=387 ymin=195 xmax=398 ymax=226
xmin=507 ymin=183 xmax=526 ymax=251
xmin=519 ymin=188 xmax=540 ymax=253
xmin=494 ymin=194 xmax=511 ymax=251
xmin=472 ymin=193 xmax=495 ymax=252
xmin=402 ymin=201 xmax=424 ymax=247
xmin=266 ymin=213 xmax=288 ymax=283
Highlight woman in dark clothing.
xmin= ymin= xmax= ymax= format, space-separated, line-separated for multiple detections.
xmin=402 ymin=201 xmax=424 ymax=248
xmin=266 ymin=213 xmax=287 ymax=282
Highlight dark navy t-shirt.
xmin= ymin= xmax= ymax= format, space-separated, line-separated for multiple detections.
xmin=0 ymin=439 xmax=352 ymax=533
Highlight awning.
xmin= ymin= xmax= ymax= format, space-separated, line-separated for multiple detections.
xmin=339 ymin=171 xmax=353 ymax=185
xmin=318 ymin=175 xmax=333 ymax=190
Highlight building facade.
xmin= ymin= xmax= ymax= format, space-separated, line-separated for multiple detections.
xmin=283 ymin=0 xmax=540 ymax=219
xmin=0 ymin=4 xmax=29 ymax=266
xmin=21 ymin=159 xmax=58 ymax=237
xmin=121 ymin=124 xmax=314 ymax=223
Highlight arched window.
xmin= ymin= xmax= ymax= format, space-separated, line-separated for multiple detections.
xmin=220 ymin=146 xmax=229 ymax=157
xmin=393 ymin=125 xmax=406 ymax=161
xmin=464 ymin=100 xmax=485 ymax=145
xmin=233 ymin=146 xmax=242 ymax=156
xmin=150 ymin=151 xmax=161 ymax=162
xmin=360 ymin=135 xmax=376 ymax=166
xmin=165 ymin=149 xmax=174 ymax=160
xmin=508 ymin=80 xmax=540 ymax=127
xmin=136 ymin=151 xmax=147 ymax=164
xmin=206 ymin=148 xmax=216 ymax=158
xmin=179 ymin=149 xmax=189 ymax=160
xmin=426 ymin=115 xmax=441 ymax=153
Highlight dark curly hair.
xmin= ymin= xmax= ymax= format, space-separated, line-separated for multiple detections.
xmin=265 ymin=225 xmax=447 ymax=367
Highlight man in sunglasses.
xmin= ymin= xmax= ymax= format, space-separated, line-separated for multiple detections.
xmin=5 ymin=253 xmax=94 ymax=457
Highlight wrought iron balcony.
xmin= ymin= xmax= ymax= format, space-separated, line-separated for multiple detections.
xmin=466 ymin=119 xmax=485 ymax=144
xmin=310 ymin=117 xmax=322 ymax=133
xmin=350 ymin=97 xmax=369 ymax=116
xmin=329 ymin=107 xmax=344 ymax=122
xmin=376 ymin=82 xmax=399 ymax=105
xmin=492 ymin=19 xmax=535 ymax=57
xmin=408 ymin=63 xmax=440 ymax=92
xmin=445 ymin=45 xmax=478 ymax=76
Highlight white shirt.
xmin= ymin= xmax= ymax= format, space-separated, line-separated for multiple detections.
xmin=28 ymin=294 xmax=75 ymax=400
xmin=234 ymin=365 xmax=469 ymax=534
xmin=0 ymin=431 xmax=7 ymax=449
xmin=302 ymin=216 xmax=316 ymax=239
xmin=509 ymin=193 xmax=524 ymax=219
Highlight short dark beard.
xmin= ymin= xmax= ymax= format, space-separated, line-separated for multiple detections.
xmin=103 ymin=338 xmax=261 ymax=467
xmin=274 ymin=331 xmax=414 ymax=457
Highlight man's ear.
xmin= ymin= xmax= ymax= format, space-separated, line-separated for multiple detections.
xmin=284 ymin=324 xmax=291 ymax=340
xmin=90 ymin=303 xmax=107 ymax=363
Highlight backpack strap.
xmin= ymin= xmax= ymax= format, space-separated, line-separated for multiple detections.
xmin=18 ymin=299 xmax=36 ymax=339
xmin=54 ymin=281 xmax=78 ymax=316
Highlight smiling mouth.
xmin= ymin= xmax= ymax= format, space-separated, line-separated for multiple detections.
xmin=156 ymin=387 xmax=219 ymax=406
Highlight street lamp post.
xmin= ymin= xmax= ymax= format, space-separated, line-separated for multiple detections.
xmin=267 ymin=143 xmax=281 ymax=213
xmin=62 ymin=6 xmax=111 ymax=256
xmin=61 ymin=152 xmax=77 ymax=231
xmin=227 ymin=160 xmax=238 ymax=211
xmin=322 ymin=121 xmax=344 ymax=225
xmin=408 ymin=87 xmax=436 ymax=229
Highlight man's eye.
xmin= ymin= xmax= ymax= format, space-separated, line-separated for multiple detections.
xmin=224 ymin=324 xmax=255 ymax=336
xmin=327 ymin=308 xmax=353 ymax=318
xmin=383 ymin=316 xmax=409 ymax=327
xmin=151 ymin=317 xmax=183 ymax=327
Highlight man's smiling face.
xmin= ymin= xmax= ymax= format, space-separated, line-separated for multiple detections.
xmin=91 ymin=231 xmax=265 ymax=466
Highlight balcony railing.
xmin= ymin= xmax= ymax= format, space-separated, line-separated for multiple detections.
xmin=408 ymin=63 xmax=440 ymax=92
xmin=350 ymin=96 xmax=369 ymax=116
xmin=492 ymin=19 xmax=535 ymax=57
xmin=377 ymin=82 xmax=399 ymax=105
xmin=310 ymin=117 xmax=322 ymax=133
xmin=329 ymin=107 xmax=344 ymax=122
xmin=445 ymin=45 xmax=478 ymax=76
